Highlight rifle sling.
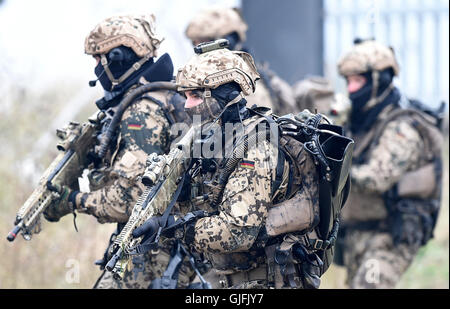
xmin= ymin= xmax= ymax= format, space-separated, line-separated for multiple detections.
xmin=128 ymin=172 xmax=187 ymax=255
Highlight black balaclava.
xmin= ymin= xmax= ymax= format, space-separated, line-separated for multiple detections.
xmin=211 ymin=82 xmax=248 ymax=124
xmin=350 ymin=67 xmax=397 ymax=134
xmin=222 ymin=32 xmax=241 ymax=51
xmin=94 ymin=46 xmax=174 ymax=110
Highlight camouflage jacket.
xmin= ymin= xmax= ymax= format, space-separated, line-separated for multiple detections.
xmin=180 ymin=113 xmax=309 ymax=274
xmin=341 ymin=103 xmax=434 ymax=224
xmin=77 ymin=81 xmax=187 ymax=224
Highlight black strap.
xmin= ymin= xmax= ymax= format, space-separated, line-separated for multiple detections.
xmin=272 ymin=149 xmax=285 ymax=196
xmin=308 ymin=218 xmax=340 ymax=250
xmin=128 ymin=173 xmax=187 ymax=255
xmin=149 ymin=241 xmax=185 ymax=289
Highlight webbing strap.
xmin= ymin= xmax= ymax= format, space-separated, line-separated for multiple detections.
xmin=101 ymin=53 xmax=152 ymax=91
xmin=128 ymin=173 xmax=187 ymax=255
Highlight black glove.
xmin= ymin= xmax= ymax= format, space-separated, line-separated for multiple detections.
xmin=391 ymin=200 xmax=427 ymax=246
xmin=132 ymin=211 xmax=205 ymax=246
xmin=43 ymin=184 xmax=79 ymax=222
xmin=392 ymin=211 xmax=424 ymax=246
xmin=132 ymin=215 xmax=177 ymax=243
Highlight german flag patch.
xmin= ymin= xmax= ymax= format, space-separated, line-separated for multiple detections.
xmin=128 ymin=124 xmax=143 ymax=130
xmin=240 ymin=160 xmax=255 ymax=169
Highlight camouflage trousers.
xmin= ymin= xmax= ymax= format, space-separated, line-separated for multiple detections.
xmin=93 ymin=248 xmax=195 ymax=289
xmin=342 ymin=229 xmax=421 ymax=289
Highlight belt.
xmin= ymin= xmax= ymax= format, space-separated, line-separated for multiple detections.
xmin=224 ymin=265 xmax=267 ymax=287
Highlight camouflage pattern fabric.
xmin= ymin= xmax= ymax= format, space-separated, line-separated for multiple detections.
xmin=176 ymin=48 xmax=260 ymax=96
xmin=251 ymin=63 xmax=296 ymax=116
xmin=342 ymin=118 xmax=424 ymax=224
xmin=338 ymin=39 xmax=399 ymax=77
xmin=185 ymin=7 xmax=248 ymax=44
xmin=83 ymin=86 xmax=197 ymax=289
xmin=246 ymin=79 xmax=274 ymax=110
xmin=84 ymin=14 xmax=163 ymax=58
xmin=341 ymin=109 xmax=432 ymax=288
xmin=342 ymin=229 xmax=421 ymax=289
xmin=94 ymin=239 xmax=195 ymax=289
xmin=193 ymin=138 xmax=275 ymax=255
xmin=80 ymin=89 xmax=173 ymax=223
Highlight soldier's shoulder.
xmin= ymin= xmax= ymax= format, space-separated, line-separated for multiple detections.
xmin=379 ymin=117 xmax=422 ymax=144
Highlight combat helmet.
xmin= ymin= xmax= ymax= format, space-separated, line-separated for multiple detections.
xmin=176 ymin=40 xmax=260 ymax=121
xmin=338 ymin=39 xmax=400 ymax=110
xmin=338 ymin=39 xmax=399 ymax=77
xmin=185 ymin=8 xmax=248 ymax=45
xmin=84 ymin=14 xmax=164 ymax=91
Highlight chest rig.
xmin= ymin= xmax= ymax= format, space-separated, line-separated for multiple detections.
xmin=186 ymin=107 xmax=354 ymax=287
xmin=354 ymin=103 xmax=444 ymax=247
xmin=87 ymin=82 xmax=189 ymax=190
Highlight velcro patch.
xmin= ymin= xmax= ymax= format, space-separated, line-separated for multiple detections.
xmin=120 ymin=152 xmax=138 ymax=168
xmin=240 ymin=160 xmax=255 ymax=169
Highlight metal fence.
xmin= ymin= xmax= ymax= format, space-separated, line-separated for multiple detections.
xmin=324 ymin=0 xmax=449 ymax=108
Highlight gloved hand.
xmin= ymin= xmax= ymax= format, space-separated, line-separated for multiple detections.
xmin=390 ymin=199 xmax=427 ymax=246
xmin=391 ymin=211 xmax=424 ymax=246
xmin=132 ymin=211 xmax=205 ymax=251
xmin=132 ymin=215 xmax=177 ymax=244
xmin=43 ymin=184 xmax=79 ymax=222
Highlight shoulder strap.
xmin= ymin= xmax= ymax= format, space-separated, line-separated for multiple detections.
xmin=354 ymin=105 xmax=443 ymax=161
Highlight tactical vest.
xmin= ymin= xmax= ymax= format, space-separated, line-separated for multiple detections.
xmin=89 ymin=83 xmax=190 ymax=191
xmin=193 ymin=107 xmax=354 ymax=288
xmin=350 ymin=102 xmax=443 ymax=244
xmin=92 ymin=82 xmax=192 ymax=270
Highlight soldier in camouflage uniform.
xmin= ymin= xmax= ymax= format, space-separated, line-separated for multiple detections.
xmin=42 ymin=14 xmax=194 ymax=288
xmin=185 ymin=7 xmax=296 ymax=116
xmin=336 ymin=39 xmax=443 ymax=288
xmin=132 ymin=42 xmax=350 ymax=289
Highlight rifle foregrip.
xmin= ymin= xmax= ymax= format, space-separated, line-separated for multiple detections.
xmin=105 ymin=248 xmax=122 ymax=271
xmin=7 ymin=225 xmax=21 ymax=242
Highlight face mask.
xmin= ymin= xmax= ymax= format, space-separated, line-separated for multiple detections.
xmin=93 ymin=46 xmax=143 ymax=91
xmin=94 ymin=61 xmax=113 ymax=91
xmin=185 ymin=96 xmax=223 ymax=126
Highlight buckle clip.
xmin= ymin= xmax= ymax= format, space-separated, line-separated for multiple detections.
xmin=133 ymin=62 xmax=141 ymax=70
xmin=313 ymin=239 xmax=324 ymax=250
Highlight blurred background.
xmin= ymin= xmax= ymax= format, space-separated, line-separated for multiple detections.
xmin=0 ymin=0 xmax=448 ymax=288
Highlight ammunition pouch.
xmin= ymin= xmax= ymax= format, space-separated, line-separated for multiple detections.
xmin=264 ymin=234 xmax=324 ymax=289
xmin=384 ymin=193 xmax=441 ymax=247
xmin=384 ymin=154 xmax=442 ymax=247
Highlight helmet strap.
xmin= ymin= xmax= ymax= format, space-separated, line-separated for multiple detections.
xmin=100 ymin=52 xmax=153 ymax=91
xmin=364 ymin=70 xmax=394 ymax=112
xmin=203 ymin=90 xmax=244 ymax=124
xmin=364 ymin=70 xmax=394 ymax=111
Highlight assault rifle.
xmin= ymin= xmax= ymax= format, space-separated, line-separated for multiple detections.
xmin=105 ymin=125 xmax=197 ymax=280
xmin=6 ymin=81 xmax=179 ymax=243
xmin=6 ymin=112 xmax=104 ymax=242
